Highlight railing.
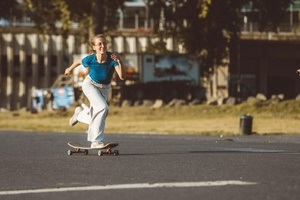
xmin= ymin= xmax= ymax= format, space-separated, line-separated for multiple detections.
xmin=241 ymin=22 xmax=300 ymax=34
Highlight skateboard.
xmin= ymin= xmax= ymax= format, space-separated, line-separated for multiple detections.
xmin=67 ymin=142 xmax=119 ymax=156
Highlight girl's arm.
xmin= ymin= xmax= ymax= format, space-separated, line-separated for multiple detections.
xmin=64 ymin=60 xmax=82 ymax=75
xmin=111 ymin=54 xmax=126 ymax=80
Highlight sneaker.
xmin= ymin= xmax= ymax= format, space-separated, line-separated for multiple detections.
xmin=90 ymin=141 xmax=105 ymax=148
xmin=69 ymin=106 xmax=83 ymax=126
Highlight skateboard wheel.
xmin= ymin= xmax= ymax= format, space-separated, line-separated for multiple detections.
xmin=113 ymin=150 xmax=119 ymax=156
xmin=98 ymin=150 xmax=103 ymax=156
xmin=84 ymin=150 xmax=89 ymax=155
xmin=67 ymin=150 xmax=73 ymax=156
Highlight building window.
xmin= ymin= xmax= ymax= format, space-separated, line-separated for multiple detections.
xmin=38 ymin=55 xmax=45 ymax=76
xmin=26 ymin=55 xmax=32 ymax=76
xmin=13 ymin=55 xmax=20 ymax=77
xmin=50 ymin=55 xmax=57 ymax=77
xmin=1 ymin=55 xmax=8 ymax=76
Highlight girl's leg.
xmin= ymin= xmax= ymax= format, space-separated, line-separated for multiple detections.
xmin=82 ymin=78 xmax=109 ymax=145
xmin=76 ymin=103 xmax=91 ymax=125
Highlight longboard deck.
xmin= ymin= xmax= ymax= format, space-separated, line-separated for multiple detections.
xmin=67 ymin=142 xmax=119 ymax=156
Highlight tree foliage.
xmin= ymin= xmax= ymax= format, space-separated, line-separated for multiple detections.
xmin=147 ymin=0 xmax=294 ymax=74
xmin=24 ymin=0 xmax=124 ymax=40
xmin=2 ymin=0 xmax=294 ymax=74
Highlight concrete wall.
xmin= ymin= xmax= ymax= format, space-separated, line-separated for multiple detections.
xmin=0 ymin=32 xmax=87 ymax=110
xmin=0 ymin=29 xmax=178 ymax=110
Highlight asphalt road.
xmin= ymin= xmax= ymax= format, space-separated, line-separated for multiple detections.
xmin=0 ymin=131 xmax=299 ymax=200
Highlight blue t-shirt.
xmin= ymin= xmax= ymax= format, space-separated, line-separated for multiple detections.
xmin=82 ymin=52 xmax=119 ymax=84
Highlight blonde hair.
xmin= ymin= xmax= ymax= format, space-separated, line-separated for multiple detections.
xmin=90 ymin=34 xmax=107 ymax=53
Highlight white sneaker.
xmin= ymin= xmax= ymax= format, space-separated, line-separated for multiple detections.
xmin=69 ymin=106 xmax=83 ymax=126
xmin=90 ymin=141 xmax=105 ymax=148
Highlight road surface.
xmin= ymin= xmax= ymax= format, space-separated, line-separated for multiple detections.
xmin=0 ymin=131 xmax=299 ymax=200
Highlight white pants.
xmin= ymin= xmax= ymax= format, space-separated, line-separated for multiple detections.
xmin=81 ymin=76 xmax=110 ymax=143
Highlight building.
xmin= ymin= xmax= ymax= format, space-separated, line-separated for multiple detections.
xmin=1 ymin=0 xmax=300 ymax=110
xmin=0 ymin=0 xmax=181 ymax=110
xmin=229 ymin=0 xmax=300 ymax=99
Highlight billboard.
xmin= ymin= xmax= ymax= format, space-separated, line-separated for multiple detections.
xmin=122 ymin=54 xmax=200 ymax=85
xmin=52 ymin=87 xmax=75 ymax=109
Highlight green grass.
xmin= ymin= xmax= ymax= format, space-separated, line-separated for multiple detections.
xmin=1 ymin=100 xmax=300 ymax=135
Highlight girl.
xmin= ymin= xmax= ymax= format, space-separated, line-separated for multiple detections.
xmin=64 ymin=34 xmax=126 ymax=148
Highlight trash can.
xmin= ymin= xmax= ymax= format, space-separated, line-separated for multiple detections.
xmin=239 ymin=114 xmax=253 ymax=135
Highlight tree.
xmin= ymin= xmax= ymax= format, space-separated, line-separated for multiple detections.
xmin=3 ymin=0 xmax=294 ymax=72
xmin=147 ymin=0 xmax=294 ymax=75
xmin=24 ymin=0 xmax=124 ymax=40
xmin=195 ymin=0 xmax=250 ymax=73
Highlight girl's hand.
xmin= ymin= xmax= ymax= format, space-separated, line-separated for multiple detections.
xmin=64 ymin=67 xmax=72 ymax=75
xmin=64 ymin=60 xmax=81 ymax=75
xmin=111 ymin=53 xmax=121 ymax=63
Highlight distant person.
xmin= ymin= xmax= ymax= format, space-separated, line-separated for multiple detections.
xmin=64 ymin=34 xmax=126 ymax=148
xmin=297 ymin=69 xmax=300 ymax=75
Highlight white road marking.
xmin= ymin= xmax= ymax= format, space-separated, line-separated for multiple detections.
xmin=224 ymin=148 xmax=287 ymax=153
xmin=0 ymin=180 xmax=256 ymax=196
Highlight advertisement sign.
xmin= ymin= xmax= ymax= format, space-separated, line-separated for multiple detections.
xmin=121 ymin=53 xmax=200 ymax=85
xmin=52 ymin=87 xmax=75 ymax=109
